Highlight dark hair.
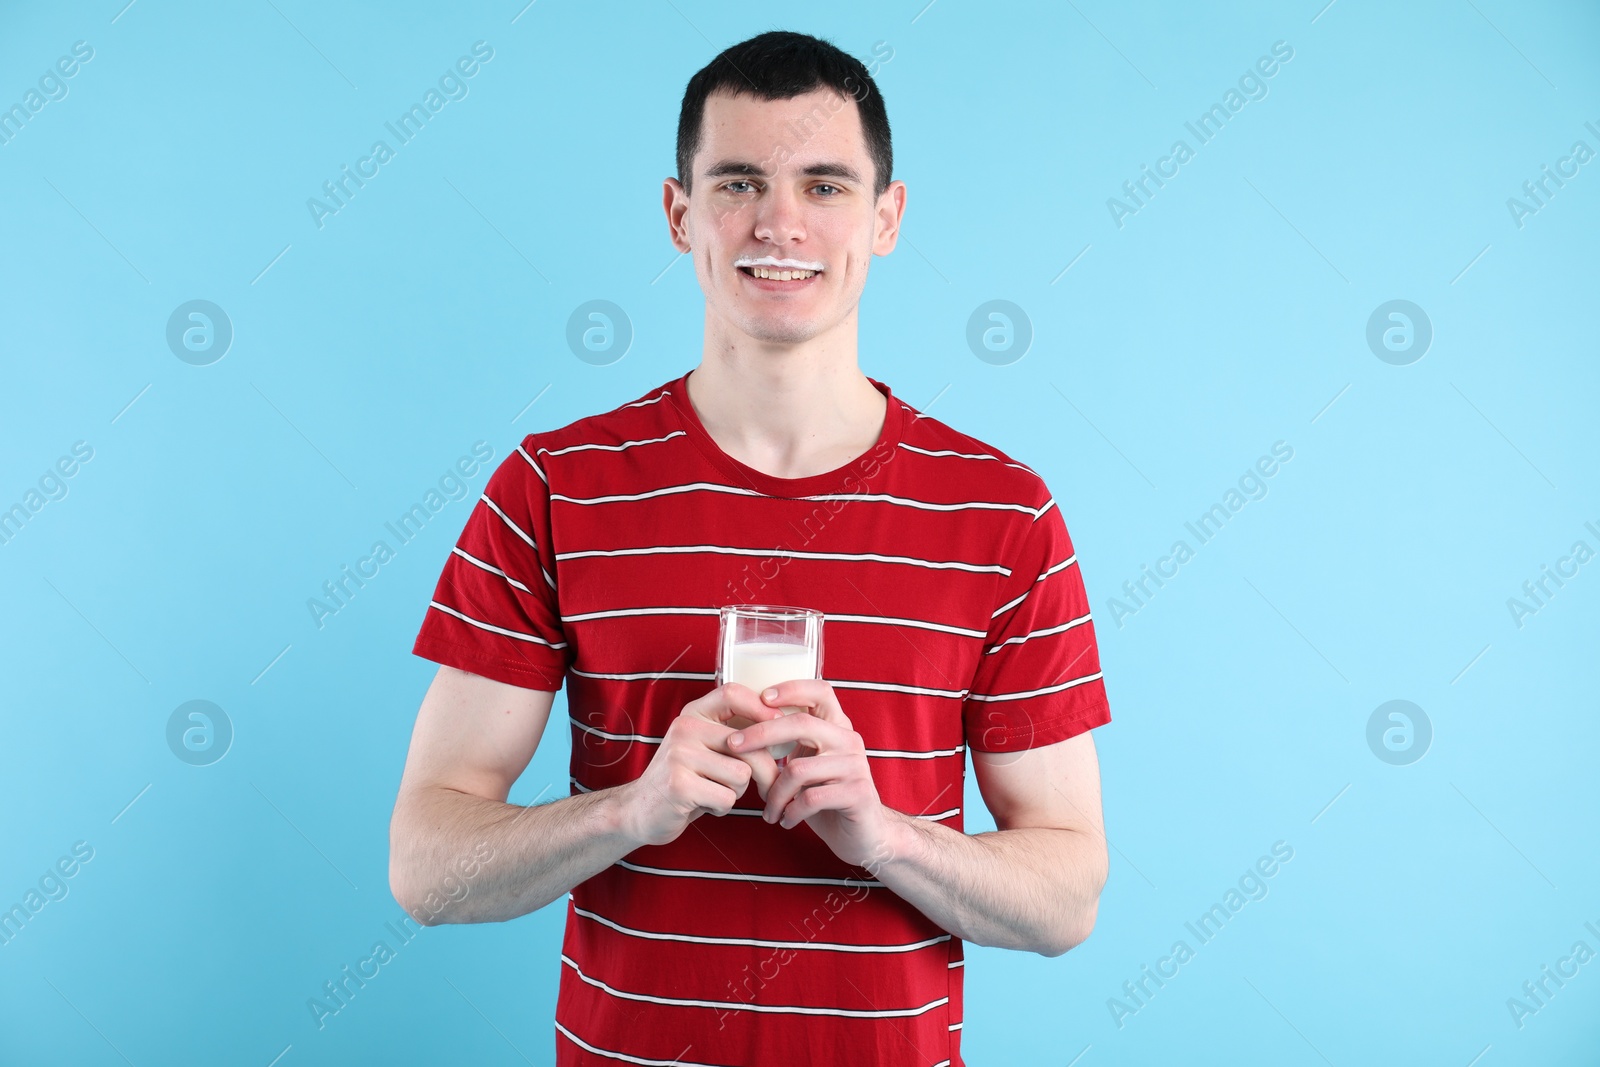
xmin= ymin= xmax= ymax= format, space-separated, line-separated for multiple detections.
xmin=676 ymin=31 xmax=892 ymax=200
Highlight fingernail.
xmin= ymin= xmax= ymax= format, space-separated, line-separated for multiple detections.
xmin=763 ymin=688 xmax=778 ymax=701
xmin=729 ymin=732 xmax=744 ymax=747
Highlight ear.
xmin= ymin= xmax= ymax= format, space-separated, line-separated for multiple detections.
xmin=663 ymin=177 xmax=692 ymax=253
xmin=871 ymin=179 xmax=907 ymax=256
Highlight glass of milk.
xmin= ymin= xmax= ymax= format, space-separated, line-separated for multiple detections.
xmin=716 ymin=604 xmax=824 ymax=760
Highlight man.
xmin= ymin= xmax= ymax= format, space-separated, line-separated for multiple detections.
xmin=389 ymin=30 xmax=1111 ymax=1066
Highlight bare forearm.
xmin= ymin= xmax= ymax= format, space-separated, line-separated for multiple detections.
xmin=389 ymin=784 xmax=636 ymax=925
xmin=871 ymin=810 xmax=1107 ymax=956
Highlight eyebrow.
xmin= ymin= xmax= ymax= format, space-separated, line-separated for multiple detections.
xmin=702 ymin=159 xmax=864 ymax=185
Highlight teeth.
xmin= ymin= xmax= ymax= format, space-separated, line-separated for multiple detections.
xmin=749 ymin=267 xmax=817 ymax=280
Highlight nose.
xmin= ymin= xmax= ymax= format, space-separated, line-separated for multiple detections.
xmin=752 ymin=183 xmax=806 ymax=246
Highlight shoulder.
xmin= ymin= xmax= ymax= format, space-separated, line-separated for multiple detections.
xmin=893 ymin=400 xmax=1054 ymax=515
xmin=515 ymin=379 xmax=679 ymax=470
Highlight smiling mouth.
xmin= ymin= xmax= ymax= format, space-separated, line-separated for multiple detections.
xmin=738 ymin=266 xmax=821 ymax=281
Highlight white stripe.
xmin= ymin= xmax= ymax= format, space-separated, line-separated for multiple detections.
xmin=451 ymin=547 xmax=532 ymax=595
xmin=555 ymin=544 xmax=1009 ymax=576
xmin=558 ymin=605 xmax=988 ymax=640
xmin=828 ymin=612 xmax=988 ymax=639
xmin=832 ymin=678 xmax=970 ymax=701
xmin=553 ymin=482 xmax=1044 ymax=517
xmin=479 ymin=492 xmax=557 ymax=589
xmin=990 ymin=555 xmax=1078 ymax=619
xmin=565 ymin=670 xmax=969 ymax=704
xmin=571 ymin=720 xmax=966 ymax=761
xmin=573 ymin=903 xmax=950 ymax=953
xmin=864 ymin=744 xmax=965 ymax=759
xmin=561 ymin=606 xmax=721 ymax=624
xmin=949 ymin=1022 xmax=964 ymax=1030
xmin=967 ymin=670 xmax=1104 ymax=703
xmin=554 ymin=482 xmax=763 ymax=506
xmin=1036 ymin=496 xmax=1057 ymax=521
xmin=553 ymin=1021 xmax=729 ymax=1067
xmin=948 ymin=959 xmax=965 ymax=968
xmin=514 ymin=444 xmax=548 ymax=484
xmin=573 ymin=777 xmax=956 ymax=822
xmin=620 ymin=390 xmax=671 ymax=409
xmin=428 ymin=600 xmax=567 ymax=649
xmin=562 ymin=955 xmax=945 ymax=1018
xmin=985 ymin=612 xmax=1093 ymax=654
xmin=897 ymin=441 xmax=1035 ymax=474
xmin=570 ymin=668 xmax=715 ymax=684
xmin=795 ymin=491 xmax=1044 ymax=517
xmin=539 ymin=431 xmax=686 ymax=457
xmin=570 ymin=722 xmax=663 ymax=744
xmin=615 ymin=859 xmax=882 ymax=889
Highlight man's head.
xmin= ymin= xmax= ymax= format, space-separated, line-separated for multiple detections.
xmin=665 ymin=31 xmax=905 ymax=348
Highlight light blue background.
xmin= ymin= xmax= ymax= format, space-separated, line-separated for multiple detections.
xmin=2 ymin=1 xmax=1596 ymax=1063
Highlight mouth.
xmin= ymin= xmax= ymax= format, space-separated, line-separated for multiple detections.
xmin=737 ymin=265 xmax=822 ymax=289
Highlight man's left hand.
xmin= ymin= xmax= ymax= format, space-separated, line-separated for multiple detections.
xmin=726 ymin=679 xmax=895 ymax=869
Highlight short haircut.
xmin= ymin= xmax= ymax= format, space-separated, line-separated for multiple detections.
xmin=676 ymin=30 xmax=892 ymax=200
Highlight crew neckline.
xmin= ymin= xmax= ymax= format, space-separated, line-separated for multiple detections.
xmin=664 ymin=368 xmax=906 ymax=499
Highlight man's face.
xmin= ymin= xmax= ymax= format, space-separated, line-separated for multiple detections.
xmin=664 ymin=87 xmax=905 ymax=347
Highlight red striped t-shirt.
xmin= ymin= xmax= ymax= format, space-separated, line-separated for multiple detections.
xmin=411 ymin=369 xmax=1111 ymax=1066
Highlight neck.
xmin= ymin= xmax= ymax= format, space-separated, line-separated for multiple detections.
xmin=685 ymin=322 xmax=886 ymax=481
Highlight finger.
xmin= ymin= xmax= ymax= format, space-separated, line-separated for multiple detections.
xmin=728 ymin=710 xmax=844 ymax=757
xmin=684 ymin=683 xmax=785 ymax=727
xmin=683 ymin=747 xmax=756 ymax=797
xmin=762 ymin=755 xmax=855 ymax=822
xmin=761 ymin=680 xmax=851 ymax=730
xmin=730 ymin=745 xmax=781 ymax=801
xmin=777 ymin=783 xmax=851 ymax=828
xmin=686 ymin=780 xmax=741 ymax=818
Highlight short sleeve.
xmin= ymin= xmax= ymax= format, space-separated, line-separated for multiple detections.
xmin=963 ymin=491 xmax=1111 ymax=751
xmin=411 ymin=437 xmax=570 ymax=691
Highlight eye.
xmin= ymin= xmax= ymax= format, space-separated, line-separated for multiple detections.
xmin=812 ymin=184 xmax=842 ymax=197
xmin=723 ymin=180 xmax=758 ymax=194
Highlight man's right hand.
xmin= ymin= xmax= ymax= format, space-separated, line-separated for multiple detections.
xmin=617 ymin=683 xmax=784 ymax=847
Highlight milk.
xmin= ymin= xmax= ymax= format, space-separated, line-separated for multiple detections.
xmin=724 ymin=640 xmax=816 ymax=759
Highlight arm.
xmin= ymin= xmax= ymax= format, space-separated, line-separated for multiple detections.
xmin=869 ymin=732 xmax=1108 ymax=956
xmin=388 ymin=666 xmax=771 ymax=926
xmin=727 ymin=681 xmax=1109 ymax=957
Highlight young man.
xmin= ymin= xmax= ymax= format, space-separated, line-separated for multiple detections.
xmin=390 ymin=30 xmax=1111 ymax=1067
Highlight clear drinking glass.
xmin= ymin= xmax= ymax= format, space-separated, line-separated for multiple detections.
xmin=716 ymin=604 xmax=825 ymax=760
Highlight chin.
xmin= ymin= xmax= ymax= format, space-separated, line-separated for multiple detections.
xmin=739 ymin=316 xmax=821 ymax=345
